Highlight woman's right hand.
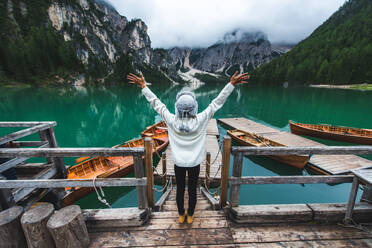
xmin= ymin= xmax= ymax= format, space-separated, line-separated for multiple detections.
xmin=127 ymin=73 xmax=146 ymax=89
xmin=230 ymin=71 xmax=250 ymax=86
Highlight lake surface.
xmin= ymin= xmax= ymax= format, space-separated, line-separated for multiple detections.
xmin=1 ymin=81 xmax=371 ymax=208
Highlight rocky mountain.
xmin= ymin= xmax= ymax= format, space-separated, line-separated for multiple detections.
xmin=0 ymin=0 xmax=169 ymax=85
xmin=153 ymin=30 xmax=293 ymax=80
xmin=251 ymin=0 xmax=372 ymax=85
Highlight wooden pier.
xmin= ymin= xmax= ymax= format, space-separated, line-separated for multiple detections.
xmin=154 ymin=119 xmax=222 ymax=184
xmin=1 ymin=120 xmax=372 ymax=247
xmin=219 ymin=117 xmax=372 ymax=175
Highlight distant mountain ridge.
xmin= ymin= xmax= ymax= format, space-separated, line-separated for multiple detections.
xmin=251 ymin=0 xmax=372 ymax=85
xmin=153 ymin=30 xmax=294 ymax=80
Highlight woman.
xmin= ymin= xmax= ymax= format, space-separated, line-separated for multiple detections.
xmin=128 ymin=71 xmax=249 ymax=224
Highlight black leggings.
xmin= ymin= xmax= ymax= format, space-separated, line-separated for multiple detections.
xmin=174 ymin=164 xmax=200 ymax=216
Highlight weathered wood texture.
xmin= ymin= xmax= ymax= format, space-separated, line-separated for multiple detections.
xmin=133 ymin=155 xmax=148 ymax=209
xmin=230 ymin=204 xmax=313 ymax=224
xmin=309 ymin=202 xmax=372 ymax=223
xmin=229 ymin=175 xmax=354 ymax=185
xmin=43 ymin=127 xmax=67 ymax=178
xmin=0 ymin=176 xmax=15 ymax=210
xmin=206 ymin=118 xmax=220 ymax=137
xmin=230 ymin=152 xmax=243 ymax=207
xmin=206 ymin=152 xmax=211 ymax=188
xmin=0 ymin=122 xmax=55 ymax=146
xmin=154 ymin=119 xmax=222 ymax=182
xmin=162 ymin=152 xmax=167 ymax=193
xmin=231 ymin=146 xmax=372 ymax=155
xmin=47 ymin=205 xmax=90 ymax=248
xmin=0 ymin=121 xmax=55 ymax=127
xmin=218 ymin=117 xmax=372 ymax=174
xmin=220 ymin=136 xmax=231 ymax=207
xmin=345 ymin=176 xmax=360 ymax=223
xmin=0 ymin=177 xmax=147 ymax=188
xmin=21 ymin=203 xmax=55 ymax=248
xmin=145 ymin=138 xmax=154 ymax=208
xmin=154 ymin=187 xmax=172 ymax=211
xmin=83 ymin=208 xmax=149 ymax=232
xmin=200 ymin=186 xmax=220 ymax=210
xmin=0 ymin=147 xmax=144 ymax=157
xmin=0 ymin=206 xmax=27 ymax=248
xmin=362 ymin=185 xmax=372 ymax=204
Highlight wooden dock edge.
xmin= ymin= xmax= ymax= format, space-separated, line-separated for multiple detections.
xmin=83 ymin=208 xmax=150 ymax=232
xmin=229 ymin=202 xmax=372 ymax=224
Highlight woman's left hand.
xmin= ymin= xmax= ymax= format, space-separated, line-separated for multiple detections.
xmin=127 ymin=73 xmax=146 ymax=89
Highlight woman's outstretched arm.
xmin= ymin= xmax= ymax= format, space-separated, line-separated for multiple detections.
xmin=199 ymin=71 xmax=250 ymax=120
xmin=127 ymin=73 xmax=174 ymax=123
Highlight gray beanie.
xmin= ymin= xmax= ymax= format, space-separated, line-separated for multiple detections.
xmin=175 ymin=91 xmax=198 ymax=118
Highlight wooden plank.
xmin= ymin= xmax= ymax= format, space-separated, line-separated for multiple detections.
xmin=0 ymin=147 xmax=144 ymax=157
xmin=145 ymin=138 xmax=154 ymax=208
xmin=0 ymin=121 xmax=55 ymax=127
xmin=206 ymin=119 xmax=219 ymax=137
xmin=231 ymin=146 xmax=372 ymax=156
xmin=162 ymin=152 xmax=167 ymax=193
xmin=13 ymin=167 xmax=58 ymax=203
xmin=12 ymin=141 xmax=48 ymax=147
xmin=89 ymin=228 xmax=234 ymax=247
xmin=206 ymin=152 xmax=211 ymax=188
xmin=200 ymin=187 xmax=220 ymax=210
xmin=220 ymin=136 xmax=231 ymax=207
xmin=229 ymin=175 xmax=354 ymax=185
xmin=153 ymin=187 xmax=172 ymax=211
xmin=83 ymin=208 xmax=148 ymax=231
xmin=236 ymin=239 xmax=372 ymax=248
xmin=129 ymin=216 xmax=228 ymax=231
xmin=0 ymin=177 xmax=147 ymax=189
xmin=230 ymin=152 xmax=243 ymax=207
xmin=44 ymin=127 xmax=67 ymax=178
xmin=151 ymin=210 xmax=225 ymax=219
xmin=309 ymin=202 xmax=372 ymax=223
xmin=230 ymin=224 xmax=372 ymax=244
xmin=230 ymin=204 xmax=312 ymax=223
xmin=354 ymin=169 xmax=372 ymax=184
xmin=0 ymin=123 xmax=55 ymax=146
xmin=133 ymin=155 xmax=148 ymax=209
xmin=162 ymin=203 xmax=212 ymax=211
xmin=345 ymin=176 xmax=360 ymax=223
xmin=0 ymin=175 xmax=15 ymax=209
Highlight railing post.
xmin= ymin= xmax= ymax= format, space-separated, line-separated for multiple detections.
xmin=144 ymin=137 xmax=154 ymax=208
xmin=230 ymin=152 xmax=243 ymax=207
xmin=133 ymin=154 xmax=148 ymax=209
xmin=345 ymin=176 xmax=359 ymax=223
xmin=206 ymin=152 xmax=211 ymax=189
xmin=0 ymin=175 xmax=15 ymax=210
xmin=161 ymin=152 xmax=167 ymax=194
xmin=219 ymin=136 xmax=231 ymax=207
xmin=43 ymin=127 xmax=67 ymax=178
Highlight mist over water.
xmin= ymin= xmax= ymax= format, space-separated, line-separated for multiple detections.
xmin=1 ymin=82 xmax=371 ymax=208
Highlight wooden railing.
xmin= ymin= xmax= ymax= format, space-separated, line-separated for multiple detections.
xmin=0 ymin=126 xmax=156 ymax=210
xmin=218 ymin=136 xmax=372 ymax=208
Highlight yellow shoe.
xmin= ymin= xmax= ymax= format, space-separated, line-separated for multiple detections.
xmin=178 ymin=210 xmax=187 ymax=224
xmin=187 ymin=214 xmax=194 ymax=224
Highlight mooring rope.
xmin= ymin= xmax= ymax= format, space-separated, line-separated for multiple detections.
xmin=93 ymin=176 xmax=112 ymax=208
xmin=338 ymin=218 xmax=372 ymax=233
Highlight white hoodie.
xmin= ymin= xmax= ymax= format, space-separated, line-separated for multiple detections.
xmin=142 ymin=83 xmax=235 ymax=167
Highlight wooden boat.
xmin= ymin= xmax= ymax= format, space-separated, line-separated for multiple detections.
xmin=141 ymin=121 xmax=168 ymax=141
xmin=289 ymin=120 xmax=372 ymax=145
xmin=227 ymin=129 xmax=309 ymax=169
xmin=63 ymin=124 xmax=169 ymax=206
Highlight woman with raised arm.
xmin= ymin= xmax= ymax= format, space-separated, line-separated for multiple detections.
xmin=128 ymin=71 xmax=249 ymax=224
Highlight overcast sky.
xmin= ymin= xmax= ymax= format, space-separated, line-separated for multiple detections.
xmin=109 ymin=0 xmax=346 ymax=48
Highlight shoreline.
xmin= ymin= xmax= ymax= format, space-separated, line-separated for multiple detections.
xmin=310 ymin=84 xmax=372 ymax=91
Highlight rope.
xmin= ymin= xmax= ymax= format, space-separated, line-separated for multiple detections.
xmin=203 ymin=179 xmax=220 ymax=199
xmin=93 ymin=176 xmax=112 ymax=208
xmin=153 ymin=177 xmax=170 ymax=192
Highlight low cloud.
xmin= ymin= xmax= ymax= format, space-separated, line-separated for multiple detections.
xmin=109 ymin=0 xmax=345 ymax=48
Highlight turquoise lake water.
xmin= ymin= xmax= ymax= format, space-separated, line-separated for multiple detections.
xmin=0 ymin=81 xmax=371 ymax=208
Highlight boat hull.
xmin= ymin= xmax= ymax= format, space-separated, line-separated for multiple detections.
xmin=228 ymin=130 xmax=309 ymax=169
xmin=289 ymin=121 xmax=372 ymax=145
